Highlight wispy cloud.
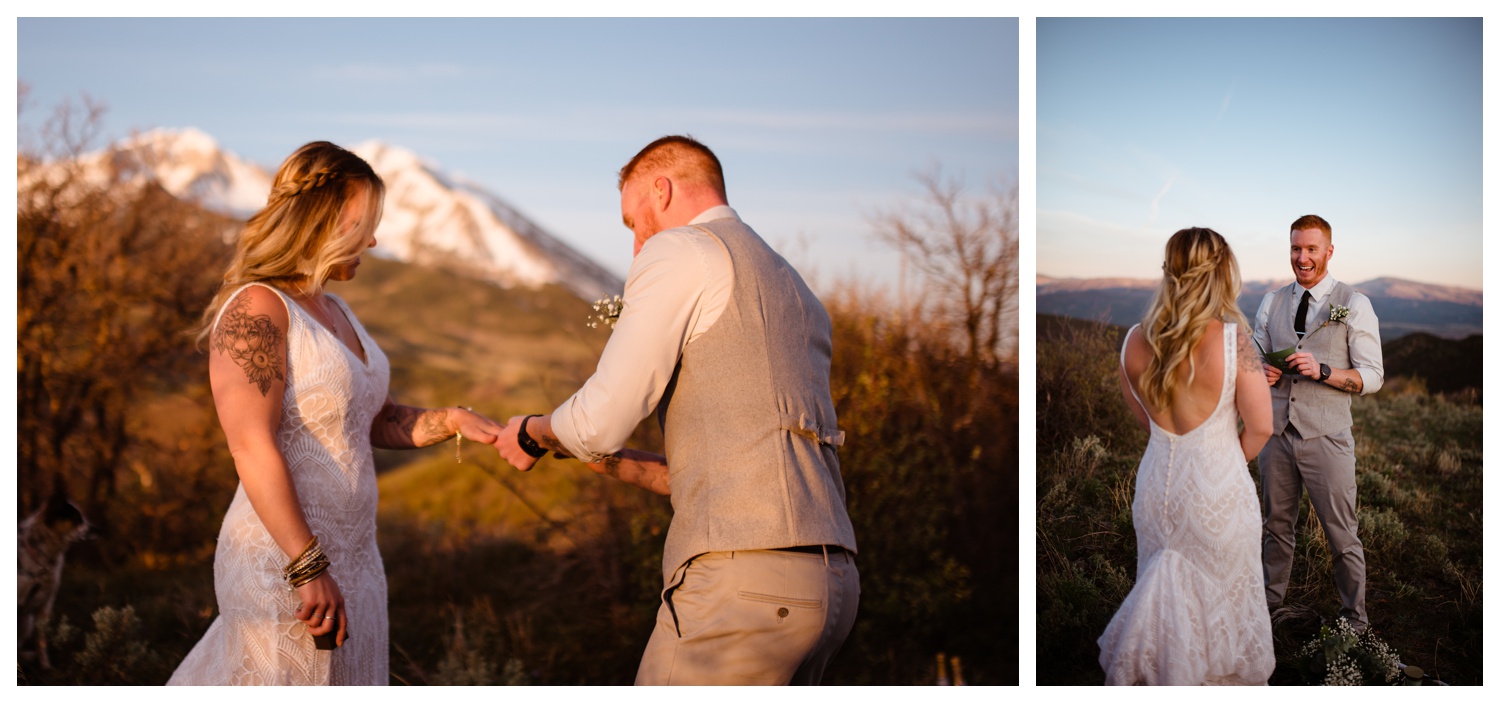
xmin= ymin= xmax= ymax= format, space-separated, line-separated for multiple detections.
xmin=1215 ymin=85 xmax=1235 ymax=124
xmin=319 ymin=106 xmax=1013 ymax=140
xmin=307 ymin=62 xmax=464 ymax=82
xmin=1149 ymin=175 xmax=1175 ymax=224
xmin=671 ymin=108 xmax=1017 ymax=137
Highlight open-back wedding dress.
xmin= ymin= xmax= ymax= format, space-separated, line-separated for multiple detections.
xmin=1098 ymin=323 xmax=1275 ymax=685
xmin=169 ymin=283 xmax=390 ymax=685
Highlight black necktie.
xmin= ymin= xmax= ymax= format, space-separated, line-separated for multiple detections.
xmin=1294 ymin=290 xmax=1312 ymax=337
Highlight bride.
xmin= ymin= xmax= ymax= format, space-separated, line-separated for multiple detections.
xmin=1097 ymin=227 xmax=1275 ymax=685
xmin=169 ymin=141 xmax=502 ymax=685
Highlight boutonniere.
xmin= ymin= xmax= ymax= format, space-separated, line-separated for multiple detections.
xmin=1328 ymin=305 xmax=1351 ymax=324
xmin=587 ymin=294 xmax=624 ymax=330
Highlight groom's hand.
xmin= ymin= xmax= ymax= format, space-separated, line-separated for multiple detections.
xmin=493 ymin=415 xmax=540 ymax=472
xmin=1285 ymin=351 xmax=1320 ymax=379
xmin=1262 ymin=363 xmax=1283 ymax=385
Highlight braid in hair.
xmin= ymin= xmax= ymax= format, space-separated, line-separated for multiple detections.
xmin=192 ymin=141 xmax=384 ymax=347
xmin=1137 ymin=227 xmax=1246 ymax=412
xmin=266 ymin=167 xmax=343 ymax=206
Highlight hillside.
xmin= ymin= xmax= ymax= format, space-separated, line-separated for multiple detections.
xmin=1039 ymin=314 xmax=1482 ymax=394
xmin=1037 ymin=277 xmax=1482 ymax=341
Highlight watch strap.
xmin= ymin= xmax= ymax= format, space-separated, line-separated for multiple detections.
xmin=517 ymin=414 xmax=547 ymax=458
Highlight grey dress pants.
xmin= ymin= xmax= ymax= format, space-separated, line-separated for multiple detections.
xmin=1259 ymin=424 xmax=1367 ymax=628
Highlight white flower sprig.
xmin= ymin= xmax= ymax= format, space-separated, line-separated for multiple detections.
xmin=587 ymin=295 xmax=624 ymax=330
xmin=1292 ymin=617 xmax=1401 ymax=686
xmin=1329 ymin=304 xmax=1351 ymax=323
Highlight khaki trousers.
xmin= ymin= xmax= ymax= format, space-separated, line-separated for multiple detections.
xmin=1259 ymin=425 xmax=1367 ymax=628
xmin=635 ymin=548 xmax=860 ymax=685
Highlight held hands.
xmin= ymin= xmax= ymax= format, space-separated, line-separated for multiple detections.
xmin=493 ymin=415 xmax=541 ymax=472
xmin=295 ymin=571 xmax=348 ymax=647
xmin=449 ymin=407 xmax=503 ymax=446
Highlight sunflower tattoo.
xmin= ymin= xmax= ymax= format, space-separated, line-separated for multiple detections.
xmin=212 ymin=294 xmax=286 ymax=396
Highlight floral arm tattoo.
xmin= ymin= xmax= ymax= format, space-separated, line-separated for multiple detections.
xmin=212 ymin=294 xmax=286 ymax=396
xmin=372 ymin=405 xmax=453 ymax=449
xmin=1236 ymin=326 xmax=1265 ymax=377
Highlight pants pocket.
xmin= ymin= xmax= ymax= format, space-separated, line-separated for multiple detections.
xmin=736 ymin=591 xmax=823 ymax=609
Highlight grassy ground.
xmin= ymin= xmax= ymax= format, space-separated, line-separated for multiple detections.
xmin=1035 ymin=315 xmax=1482 ymax=685
xmin=17 ymin=257 xmax=1016 ymax=685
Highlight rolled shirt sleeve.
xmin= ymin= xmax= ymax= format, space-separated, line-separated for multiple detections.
xmin=1346 ymin=292 xmax=1383 ymax=395
xmin=549 ymin=227 xmax=728 ymax=461
xmin=1253 ymin=292 xmax=1275 ymax=359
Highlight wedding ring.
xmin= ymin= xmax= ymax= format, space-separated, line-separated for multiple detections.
xmin=324 ymin=615 xmax=334 ymax=620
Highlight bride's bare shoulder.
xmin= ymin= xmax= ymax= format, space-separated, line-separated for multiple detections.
xmin=1121 ymin=325 xmax=1151 ymax=371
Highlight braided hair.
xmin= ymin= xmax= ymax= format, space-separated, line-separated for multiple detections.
xmin=1137 ymin=227 xmax=1248 ymax=412
xmin=194 ymin=141 xmax=384 ymax=346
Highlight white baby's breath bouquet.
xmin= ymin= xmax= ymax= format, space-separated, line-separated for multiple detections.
xmin=1293 ymin=618 xmax=1400 ymax=685
xmin=587 ymin=295 xmax=624 ymax=330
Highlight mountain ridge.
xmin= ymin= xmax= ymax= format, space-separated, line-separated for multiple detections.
xmin=98 ymin=128 xmax=623 ymax=302
xmin=1037 ymin=274 xmax=1482 ymax=340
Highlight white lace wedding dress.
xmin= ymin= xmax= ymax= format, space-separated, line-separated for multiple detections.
xmin=1097 ymin=323 xmax=1274 ymax=685
xmin=169 ymin=283 xmax=390 ymax=685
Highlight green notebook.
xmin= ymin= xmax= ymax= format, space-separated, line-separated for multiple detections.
xmin=1254 ymin=338 xmax=1297 ymax=372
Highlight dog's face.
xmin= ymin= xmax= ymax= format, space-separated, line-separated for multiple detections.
xmin=30 ymin=494 xmax=92 ymax=546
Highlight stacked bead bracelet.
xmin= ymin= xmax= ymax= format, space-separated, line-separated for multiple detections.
xmin=284 ymin=535 xmax=330 ymax=588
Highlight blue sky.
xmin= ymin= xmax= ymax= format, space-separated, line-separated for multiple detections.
xmin=1037 ymin=18 xmax=1482 ymax=290
xmin=17 ymin=17 xmax=1019 ymax=289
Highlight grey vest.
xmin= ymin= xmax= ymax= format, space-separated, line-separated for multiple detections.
xmin=655 ymin=218 xmax=858 ymax=582
xmin=1267 ymin=281 xmax=1357 ymax=438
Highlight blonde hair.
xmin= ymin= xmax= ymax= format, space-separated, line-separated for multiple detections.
xmin=194 ymin=141 xmax=384 ymax=346
xmin=617 ymin=135 xmax=726 ymax=198
xmin=1138 ymin=227 xmax=1248 ymax=411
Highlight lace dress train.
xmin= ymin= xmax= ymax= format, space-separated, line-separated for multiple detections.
xmin=1098 ymin=323 xmax=1274 ymax=685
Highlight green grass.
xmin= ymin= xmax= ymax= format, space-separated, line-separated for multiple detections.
xmin=1035 ymin=315 xmax=1483 ymax=685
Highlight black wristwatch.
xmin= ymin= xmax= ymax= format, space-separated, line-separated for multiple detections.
xmin=517 ymin=414 xmax=547 ymax=459
xmin=1318 ymin=363 xmax=1332 ymax=382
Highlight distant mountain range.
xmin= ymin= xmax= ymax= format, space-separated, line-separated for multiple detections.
xmin=1037 ymin=274 xmax=1482 ymax=341
xmin=93 ymin=128 xmax=623 ymax=301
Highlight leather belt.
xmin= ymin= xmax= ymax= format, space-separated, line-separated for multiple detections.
xmin=774 ymin=544 xmax=847 ymax=556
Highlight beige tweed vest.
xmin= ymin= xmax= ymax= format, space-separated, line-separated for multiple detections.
xmin=1267 ymin=281 xmax=1357 ymax=439
xmin=654 ymin=217 xmax=858 ymax=582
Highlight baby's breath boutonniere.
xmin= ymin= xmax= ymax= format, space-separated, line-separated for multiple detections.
xmin=1328 ymin=305 xmax=1351 ymax=324
xmin=587 ymin=295 xmax=624 ymax=330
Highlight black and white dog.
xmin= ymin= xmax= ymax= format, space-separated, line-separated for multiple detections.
xmin=18 ymin=489 xmax=92 ymax=669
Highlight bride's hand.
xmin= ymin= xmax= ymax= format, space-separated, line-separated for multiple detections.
xmin=295 ymin=572 xmax=348 ymax=647
xmin=450 ymin=407 xmax=503 ymax=445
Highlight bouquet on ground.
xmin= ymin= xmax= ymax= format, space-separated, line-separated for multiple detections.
xmin=1292 ymin=617 xmax=1401 ymax=686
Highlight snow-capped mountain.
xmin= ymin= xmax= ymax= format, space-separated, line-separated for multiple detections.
xmin=104 ymin=128 xmax=623 ymax=301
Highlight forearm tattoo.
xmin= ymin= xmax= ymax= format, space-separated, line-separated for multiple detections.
xmin=415 ymin=411 xmax=449 ymax=445
xmin=212 ymin=294 xmax=286 ymax=396
xmin=538 ymin=432 xmax=572 ymax=458
xmin=599 ymin=453 xmax=624 ymax=479
xmin=1341 ymin=376 xmax=1361 ymax=393
xmin=381 ymin=406 xmax=451 ymax=447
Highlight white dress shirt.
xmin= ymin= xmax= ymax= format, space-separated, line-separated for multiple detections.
xmin=550 ymin=206 xmax=738 ymax=461
xmin=1252 ymin=275 xmax=1384 ymax=395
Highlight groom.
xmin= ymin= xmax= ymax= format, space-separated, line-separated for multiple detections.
xmin=1254 ymin=214 xmax=1383 ymax=631
xmin=493 ymin=135 xmax=860 ymax=685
